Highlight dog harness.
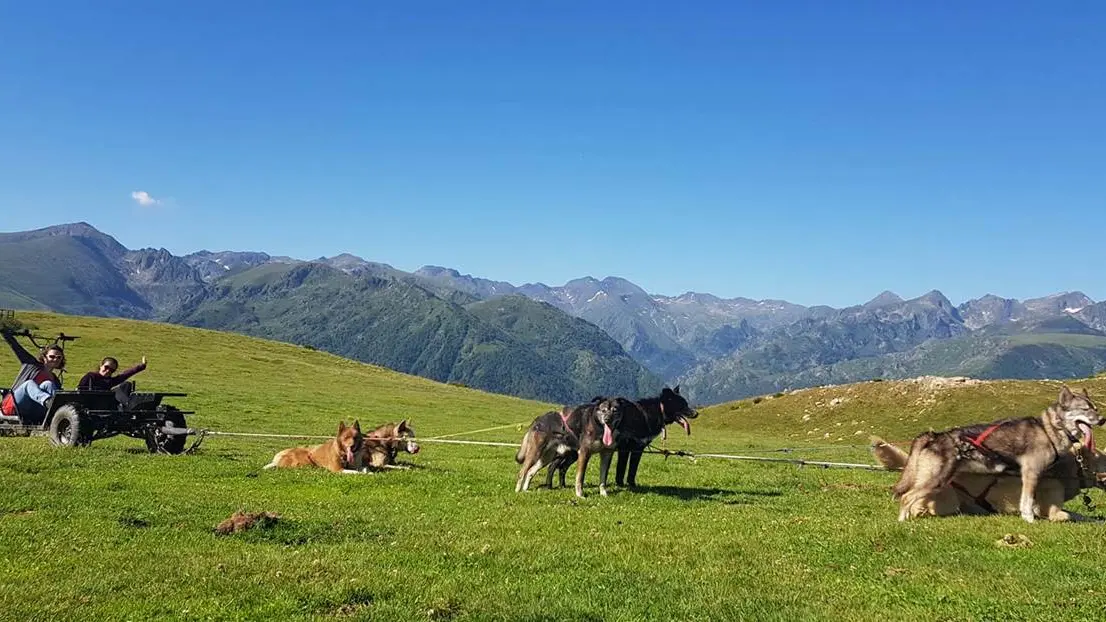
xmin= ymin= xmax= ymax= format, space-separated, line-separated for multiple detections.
xmin=559 ymin=408 xmax=577 ymax=440
xmin=959 ymin=423 xmax=1022 ymax=471
xmin=948 ymin=480 xmax=1000 ymax=514
xmin=963 ymin=423 xmax=1001 ymax=451
xmin=946 ymin=423 xmax=1011 ymax=514
xmin=658 ymin=401 xmax=666 ymax=441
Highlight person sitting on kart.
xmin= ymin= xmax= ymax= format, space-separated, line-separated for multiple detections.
xmin=77 ymin=355 xmax=149 ymax=409
xmin=1 ymin=331 xmax=65 ymax=420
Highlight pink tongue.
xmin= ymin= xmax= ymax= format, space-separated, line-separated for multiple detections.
xmin=679 ymin=417 xmax=691 ymax=436
xmin=1077 ymin=423 xmax=1094 ymax=450
xmin=602 ymin=423 xmax=613 ymax=447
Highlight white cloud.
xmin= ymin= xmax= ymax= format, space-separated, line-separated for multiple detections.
xmin=131 ymin=190 xmax=161 ymax=207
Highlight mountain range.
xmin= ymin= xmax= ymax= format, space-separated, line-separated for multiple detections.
xmin=3 ymin=222 xmax=1106 ymax=405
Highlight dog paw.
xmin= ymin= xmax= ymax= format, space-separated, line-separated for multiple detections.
xmin=1020 ymin=512 xmax=1036 ymax=523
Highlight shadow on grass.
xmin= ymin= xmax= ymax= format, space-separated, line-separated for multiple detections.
xmin=630 ymin=484 xmax=783 ymax=503
xmin=377 ymin=461 xmax=428 ymax=471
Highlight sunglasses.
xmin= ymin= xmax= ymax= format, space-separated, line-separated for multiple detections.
xmin=45 ymin=354 xmax=62 ymax=360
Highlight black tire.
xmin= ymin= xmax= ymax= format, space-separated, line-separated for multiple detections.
xmin=48 ymin=404 xmax=92 ymax=448
xmin=145 ymin=405 xmax=188 ymax=455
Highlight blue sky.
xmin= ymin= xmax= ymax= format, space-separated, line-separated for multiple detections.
xmin=2 ymin=1 xmax=1103 ymax=308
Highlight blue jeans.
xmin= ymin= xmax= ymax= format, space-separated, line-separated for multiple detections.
xmin=13 ymin=379 xmax=57 ymax=417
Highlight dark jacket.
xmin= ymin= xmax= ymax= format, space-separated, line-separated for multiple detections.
xmin=77 ymin=362 xmax=147 ymax=391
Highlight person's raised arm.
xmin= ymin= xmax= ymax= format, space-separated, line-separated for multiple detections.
xmin=2 ymin=331 xmax=38 ymax=366
xmin=109 ymin=356 xmax=148 ymax=388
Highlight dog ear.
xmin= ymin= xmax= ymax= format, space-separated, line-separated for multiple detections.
xmin=1059 ymin=385 xmax=1075 ymax=406
xmin=352 ymin=420 xmax=361 ymax=433
xmin=1083 ymin=387 xmax=1091 ymax=399
xmin=338 ymin=421 xmax=347 ymax=433
xmin=673 ymin=384 xmax=681 ymax=395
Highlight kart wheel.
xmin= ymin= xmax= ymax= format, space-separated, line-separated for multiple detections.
xmin=48 ymin=404 xmax=92 ymax=448
xmin=145 ymin=405 xmax=187 ymax=454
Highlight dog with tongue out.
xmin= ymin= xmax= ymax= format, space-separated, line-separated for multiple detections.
xmin=569 ymin=396 xmax=625 ymax=499
xmin=514 ymin=396 xmax=627 ymax=497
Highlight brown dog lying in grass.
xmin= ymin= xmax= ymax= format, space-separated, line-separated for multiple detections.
xmin=263 ymin=420 xmax=364 ymax=473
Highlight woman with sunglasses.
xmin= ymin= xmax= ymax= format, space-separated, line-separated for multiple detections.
xmin=1 ymin=331 xmax=65 ymax=420
xmin=77 ymin=355 xmax=148 ymax=409
xmin=77 ymin=356 xmax=147 ymax=392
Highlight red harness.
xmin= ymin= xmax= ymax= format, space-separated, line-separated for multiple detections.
xmin=964 ymin=423 xmax=1002 ymax=452
xmin=961 ymin=423 xmax=1018 ymax=469
xmin=559 ymin=408 xmax=577 ymax=439
xmin=950 ymin=423 xmax=1008 ymax=513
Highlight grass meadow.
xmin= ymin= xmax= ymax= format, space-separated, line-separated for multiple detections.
xmin=2 ymin=312 xmax=1105 ymax=621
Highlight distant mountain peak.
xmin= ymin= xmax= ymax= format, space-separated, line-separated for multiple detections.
xmin=673 ymin=292 xmax=722 ymax=304
xmin=1023 ymin=291 xmax=1095 ymax=316
xmin=1 ymin=220 xmax=107 ymax=240
xmin=915 ymin=290 xmax=953 ymax=308
xmin=863 ymin=290 xmax=902 ymax=308
xmin=415 ymin=265 xmax=462 ymax=278
xmin=0 ymin=220 xmax=129 ymax=261
xmin=324 ymin=253 xmax=377 ymax=268
xmin=46 ymin=221 xmax=101 ymax=235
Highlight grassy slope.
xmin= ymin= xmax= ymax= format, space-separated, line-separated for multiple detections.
xmin=2 ymin=312 xmax=1106 ymax=620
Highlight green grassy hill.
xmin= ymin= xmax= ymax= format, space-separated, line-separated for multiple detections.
xmin=3 ymin=312 xmax=1106 ymax=620
xmin=466 ymin=295 xmax=662 ymax=400
xmin=166 ymin=263 xmax=658 ymax=405
xmin=0 ymin=311 xmax=550 ymax=439
xmin=698 ymin=375 xmax=1106 ymax=450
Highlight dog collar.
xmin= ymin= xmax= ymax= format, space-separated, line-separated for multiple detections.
xmin=1063 ymin=427 xmax=1081 ymax=445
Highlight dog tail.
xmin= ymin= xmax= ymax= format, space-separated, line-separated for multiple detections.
xmin=263 ymin=449 xmax=286 ymax=470
xmin=891 ymin=433 xmax=932 ymax=498
xmin=869 ymin=436 xmax=909 ymax=471
xmin=516 ymin=431 xmax=531 ymax=464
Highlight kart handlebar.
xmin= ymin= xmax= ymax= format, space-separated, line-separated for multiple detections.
xmin=2 ymin=329 xmax=80 ymax=347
